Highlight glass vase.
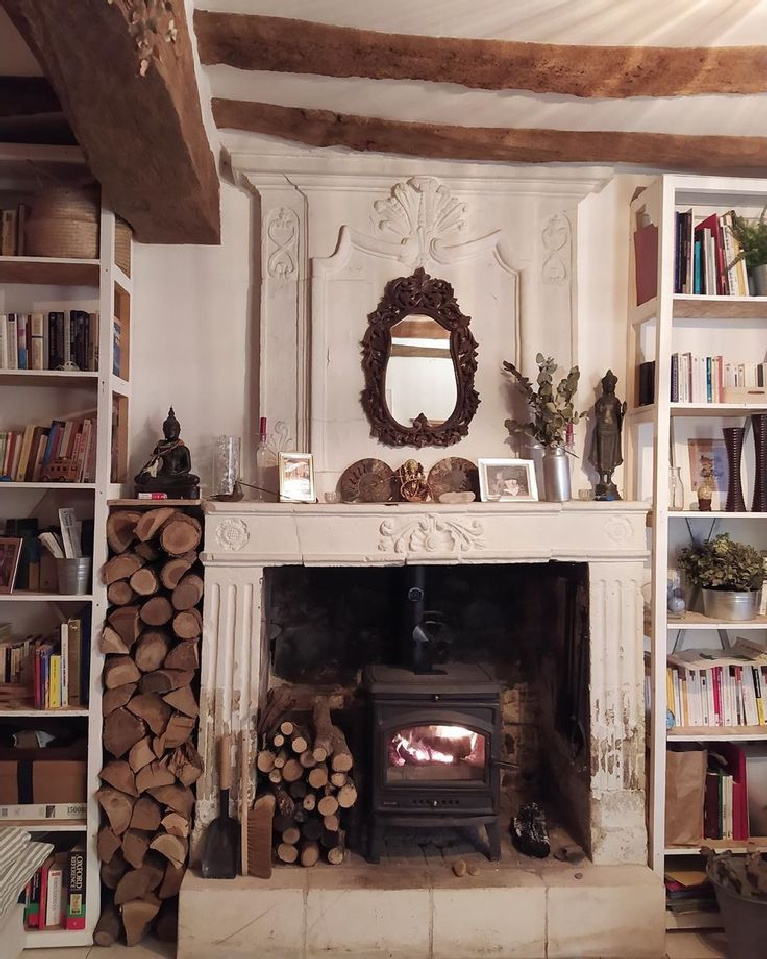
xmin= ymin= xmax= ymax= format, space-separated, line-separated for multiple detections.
xmin=212 ymin=435 xmax=243 ymax=501
xmin=668 ymin=466 xmax=684 ymax=511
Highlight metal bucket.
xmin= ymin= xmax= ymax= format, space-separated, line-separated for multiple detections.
xmin=702 ymin=588 xmax=760 ymax=622
xmin=56 ymin=557 xmax=91 ymax=595
xmin=709 ymin=870 xmax=767 ymax=959
xmin=542 ymin=447 xmax=571 ymax=502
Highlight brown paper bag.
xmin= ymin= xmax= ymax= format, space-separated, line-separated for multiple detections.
xmin=665 ymin=746 xmax=707 ymax=845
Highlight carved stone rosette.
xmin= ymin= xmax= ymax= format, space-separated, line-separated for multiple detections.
xmin=361 ymin=267 xmax=480 ymax=448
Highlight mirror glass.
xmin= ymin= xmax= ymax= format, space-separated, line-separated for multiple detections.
xmin=384 ymin=314 xmax=458 ymax=428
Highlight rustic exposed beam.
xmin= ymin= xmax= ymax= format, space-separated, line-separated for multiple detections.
xmin=2 ymin=0 xmax=219 ymax=244
xmin=212 ymin=99 xmax=767 ymax=173
xmin=196 ymin=11 xmax=767 ymax=100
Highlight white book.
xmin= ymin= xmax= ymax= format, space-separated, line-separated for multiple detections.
xmin=6 ymin=314 xmax=17 ymax=370
xmin=44 ymin=863 xmax=63 ymax=928
xmin=59 ymin=621 xmax=68 ymax=707
xmin=0 ymin=313 xmax=7 ymax=369
xmin=0 ymin=801 xmax=86 ymax=822
xmin=744 ymin=669 xmax=759 ymax=727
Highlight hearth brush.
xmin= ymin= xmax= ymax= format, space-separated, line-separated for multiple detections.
xmin=202 ymin=731 xmax=240 ymax=878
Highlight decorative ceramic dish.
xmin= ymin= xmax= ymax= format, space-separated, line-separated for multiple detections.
xmin=339 ymin=459 xmax=397 ymax=503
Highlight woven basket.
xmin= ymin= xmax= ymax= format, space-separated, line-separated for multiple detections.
xmin=115 ymin=216 xmax=133 ymax=277
xmin=26 ymin=186 xmax=100 ymax=259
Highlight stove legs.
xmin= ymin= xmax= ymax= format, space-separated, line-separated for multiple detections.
xmin=486 ymin=820 xmax=501 ymax=861
xmin=367 ymin=815 xmax=502 ymax=862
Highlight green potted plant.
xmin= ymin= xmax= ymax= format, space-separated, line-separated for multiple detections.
xmin=677 ymin=532 xmax=764 ymax=622
xmin=731 ymin=208 xmax=767 ymax=295
xmin=503 ymin=354 xmax=581 ymax=502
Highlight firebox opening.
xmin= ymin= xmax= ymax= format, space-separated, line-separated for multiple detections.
xmin=262 ymin=561 xmax=591 ymax=857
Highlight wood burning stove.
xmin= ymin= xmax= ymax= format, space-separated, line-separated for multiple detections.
xmin=363 ymin=662 xmax=503 ymax=863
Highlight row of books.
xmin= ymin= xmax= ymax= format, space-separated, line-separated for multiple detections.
xmin=674 ymin=209 xmax=750 ymax=296
xmin=23 ymin=848 xmax=86 ymax=932
xmin=0 ymin=614 xmax=90 ymax=707
xmin=669 ymin=354 xmax=767 ymax=404
xmin=0 ymin=417 xmax=97 ymax=483
xmin=1 ymin=204 xmax=29 ymax=257
xmin=667 ymin=642 xmax=767 ymax=729
xmin=664 ymin=865 xmax=716 ymax=917
xmin=705 ymin=744 xmax=748 ymax=841
xmin=0 ymin=311 xmax=99 ymax=372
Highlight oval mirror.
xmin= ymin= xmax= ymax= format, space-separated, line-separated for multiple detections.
xmin=385 ymin=314 xmax=458 ymax=429
xmin=362 ymin=268 xmax=480 ymax=449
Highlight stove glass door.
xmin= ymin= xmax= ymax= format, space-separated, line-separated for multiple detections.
xmin=385 ymin=723 xmax=486 ymax=782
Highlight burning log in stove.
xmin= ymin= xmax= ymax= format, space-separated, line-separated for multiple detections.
xmin=253 ymin=696 xmax=357 ymax=867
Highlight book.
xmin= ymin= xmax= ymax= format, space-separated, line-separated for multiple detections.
xmin=6 ymin=313 xmax=17 ymax=369
xmin=0 ymin=802 xmax=86 ymax=822
xmin=29 ymin=312 xmax=45 ymax=370
xmin=65 ymin=849 xmax=86 ymax=930
xmin=44 ymin=858 xmax=64 ymax=928
xmin=1 ymin=208 xmax=17 ymax=256
xmin=16 ymin=312 xmax=28 ymax=370
xmin=0 ymin=314 xmax=7 ymax=369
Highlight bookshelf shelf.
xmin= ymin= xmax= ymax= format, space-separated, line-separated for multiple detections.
xmin=0 ymin=370 xmax=99 ymax=387
xmin=0 ymin=592 xmax=93 ymax=603
xmin=668 ymin=511 xmax=767 ymax=519
xmin=0 ymin=256 xmax=100 ymax=287
xmin=666 ymin=840 xmax=767 ymax=855
xmin=0 ymin=707 xmax=89 ymax=717
xmin=110 ymin=374 xmax=131 ymax=398
xmin=668 ymin=726 xmax=767 ymax=742
xmin=673 ymin=293 xmax=767 ymax=319
xmin=667 ymin=611 xmax=767 ymax=629
xmin=23 ymin=927 xmax=92 ymax=949
xmin=669 ymin=402 xmax=767 ymax=416
xmin=12 ymin=820 xmax=87 ymax=832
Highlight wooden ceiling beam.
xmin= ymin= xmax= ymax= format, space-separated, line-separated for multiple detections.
xmin=196 ymin=11 xmax=767 ymax=100
xmin=212 ymin=99 xmax=767 ymax=173
xmin=2 ymin=0 xmax=219 ymax=244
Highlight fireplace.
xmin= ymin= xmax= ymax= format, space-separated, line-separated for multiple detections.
xmin=365 ymin=663 xmax=502 ymax=862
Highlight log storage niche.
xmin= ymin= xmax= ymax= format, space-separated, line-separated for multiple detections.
xmin=96 ymin=504 xmax=203 ymax=948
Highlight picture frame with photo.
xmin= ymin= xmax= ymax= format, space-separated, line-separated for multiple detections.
xmin=0 ymin=538 xmax=22 ymax=595
xmin=686 ymin=438 xmax=729 ymax=495
xmin=279 ymin=452 xmax=316 ymax=503
xmin=478 ymin=458 xmax=538 ymax=503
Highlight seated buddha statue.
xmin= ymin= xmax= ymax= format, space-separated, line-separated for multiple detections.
xmin=134 ymin=408 xmax=200 ymax=499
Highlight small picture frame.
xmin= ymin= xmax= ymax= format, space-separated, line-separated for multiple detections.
xmin=279 ymin=452 xmax=316 ymax=503
xmin=478 ymin=458 xmax=538 ymax=503
xmin=0 ymin=538 xmax=22 ymax=595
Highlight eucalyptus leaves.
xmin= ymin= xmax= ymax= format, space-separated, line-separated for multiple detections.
xmin=504 ymin=354 xmax=582 ymax=449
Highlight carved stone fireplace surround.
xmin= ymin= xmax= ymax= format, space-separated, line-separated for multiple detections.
xmin=177 ymin=499 xmax=665 ymax=959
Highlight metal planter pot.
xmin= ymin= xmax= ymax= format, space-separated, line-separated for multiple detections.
xmin=542 ymin=446 xmax=571 ymax=502
xmin=753 ymin=263 xmax=767 ymax=297
xmin=702 ymin=588 xmax=760 ymax=622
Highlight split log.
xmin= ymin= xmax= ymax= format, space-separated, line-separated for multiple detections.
xmin=100 ymin=760 xmax=138 ymax=797
xmin=121 ymin=894 xmax=161 ymax=947
xmin=131 ymin=795 xmax=162 ymax=832
xmin=300 ymin=841 xmax=320 ymax=868
xmin=108 ymin=605 xmax=142 ymax=647
xmin=308 ymin=765 xmax=329 ymax=789
xmin=107 ymin=580 xmax=136 ymax=607
xmin=274 ymin=751 xmax=287 ymax=769
xmin=317 ymin=794 xmax=339 ymax=817
xmin=267 ymin=769 xmax=282 ymax=784
xmin=163 ymin=713 xmax=196 ymax=748
xmin=158 ymin=863 xmax=185 ymax=899
xmin=171 ymin=573 xmax=204 ymax=611
xmin=128 ymin=737 xmax=156 ymax=773
xmin=290 ymin=729 xmax=309 ymax=754
xmin=97 ymin=826 xmax=121 ymax=864
xmin=150 ymin=832 xmax=188 ymax=869
xmin=160 ymin=552 xmax=197 ymax=590
xmin=160 ymin=515 xmax=202 ymax=556
xmin=279 ymin=721 xmax=294 ymax=736
xmin=104 ymin=655 xmax=141 ymax=689
xmin=100 ymin=625 xmax=133 ymax=655
xmin=127 ymin=693 xmax=172 ymax=735
xmin=104 ymin=707 xmax=146 ymax=758
xmin=103 ymin=551 xmax=144 ymax=585
xmin=139 ymin=668 xmax=193 ymax=695
xmin=140 ymin=596 xmax=173 ymax=627
xmin=155 ymin=898 xmax=179 ymax=943
xmin=167 ymin=742 xmax=203 ymax=785
xmin=246 ymin=793 xmax=274 ymax=879
xmin=161 ymin=812 xmax=189 ymax=838
xmin=281 ymin=825 xmax=300 ymax=845
xmin=330 ymin=772 xmax=348 ymax=788
xmin=312 ymin=698 xmax=333 ymax=762
xmin=299 ymin=750 xmax=316 ymax=769
xmin=114 ymin=855 xmax=164 ymax=904
xmin=94 ymin=900 xmax=122 ymax=946
xmin=163 ymin=640 xmax=199 ymax=671
xmin=101 ymin=851 xmax=128 ymax=890
xmin=272 ymin=786 xmax=294 ymax=818
xmin=172 ymin=607 xmax=202 ymax=640
xmin=302 ymin=792 xmax=316 ymax=812
xmin=257 ymin=750 xmax=276 ymax=773
xmin=152 ymin=735 xmax=167 ymax=757
xmin=96 ymin=787 xmax=135 ymax=835
xmin=337 ymin=781 xmax=358 ymax=809
xmin=301 ymin=818 xmax=323 ymax=842
xmin=282 ymin=758 xmax=303 ymax=782
xmin=121 ymin=828 xmax=151 ymax=869
xmin=135 ymin=507 xmax=176 ymax=542
xmin=327 ymin=831 xmax=345 ymax=865
xmin=163 ymin=684 xmax=199 ymax=718
xmin=103 ymin=683 xmax=137 ymax=717
xmin=134 ymin=541 xmax=160 ymax=562
xmin=277 ymin=842 xmax=298 ymax=864
xmin=136 ymin=759 xmax=175 ymax=794
xmin=130 ymin=566 xmax=160 ymax=597
xmin=330 ymin=726 xmax=353 ymax=772
xmin=134 ymin=631 xmax=170 ymax=672
xmin=148 ymin=783 xmax=195 ymax=817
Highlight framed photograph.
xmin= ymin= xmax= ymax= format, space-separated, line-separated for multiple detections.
xmin=279 ymin=452 xmax=316 ymax=503
xmin=478 ymin=458 xmax=538 ymax=503
xmin=687 ymin=438 xmax=728 ymax=494
xmin=0 ymin=538 xmax=22 ymax=595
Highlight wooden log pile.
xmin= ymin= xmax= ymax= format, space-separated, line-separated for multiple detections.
xmin=96 ymin=507 xmax=203 ymax=947
xmin=254 ymin=697 xmax=357 ymax=868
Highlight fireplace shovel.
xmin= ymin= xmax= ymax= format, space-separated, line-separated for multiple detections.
xmin=202 ymin=731 xmax=240 ymax=879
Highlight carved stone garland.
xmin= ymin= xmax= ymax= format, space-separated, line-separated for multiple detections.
xmin=361 ymin=267 xmax=479 ymax=448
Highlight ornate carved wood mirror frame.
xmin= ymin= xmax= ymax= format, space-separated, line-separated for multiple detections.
xmin=361 ymin=267 xmax=480 ymax=448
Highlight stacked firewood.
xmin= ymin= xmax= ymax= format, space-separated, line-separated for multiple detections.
xmin=94 ymin=507 xmax=203 ymax=947
xmin=256 ymin=697 xmax=357 ymax=867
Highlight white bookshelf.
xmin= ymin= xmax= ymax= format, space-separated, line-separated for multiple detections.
xmin=625 ymin=174 xmax=767 ymax=930
xmin=0 ymin=144 xmax=133 ymax=949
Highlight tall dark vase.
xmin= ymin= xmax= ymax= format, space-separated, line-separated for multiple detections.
xmin=723 ymin=426 xmax=747 ymax=512
xmin=752 ymin=413 xmax=767 ymax=512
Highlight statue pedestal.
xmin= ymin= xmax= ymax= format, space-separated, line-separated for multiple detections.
xmin=134 ymin=479 xmax=200 ymax=500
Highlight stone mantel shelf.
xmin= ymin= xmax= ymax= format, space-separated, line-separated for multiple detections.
xmin=203 ymin=499 xmax=650 ymax=566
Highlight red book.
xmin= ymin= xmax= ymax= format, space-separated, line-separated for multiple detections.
xmin=718 ymin=743 xmax=749 ymax=841
xmin=634 ymin=224 xmax=659 ymax=305
xmin=713 ymin=667 xmax=723 ymax=726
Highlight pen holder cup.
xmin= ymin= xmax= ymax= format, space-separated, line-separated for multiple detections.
xmin=57 ymin=557 xmax=91 ymax=596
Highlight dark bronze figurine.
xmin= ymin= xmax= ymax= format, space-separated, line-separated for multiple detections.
xmin=589 ymin=370 xmax=626 ymax=501
xmin=135 ymin=407 xmax=200 ymax=499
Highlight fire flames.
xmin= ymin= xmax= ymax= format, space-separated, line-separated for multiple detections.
xmin=389 ymin=724 xmax=483 ymax=767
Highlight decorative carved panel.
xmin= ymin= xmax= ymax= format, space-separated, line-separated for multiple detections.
xmin=266 ymin=207 xmax=299 ymax=279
